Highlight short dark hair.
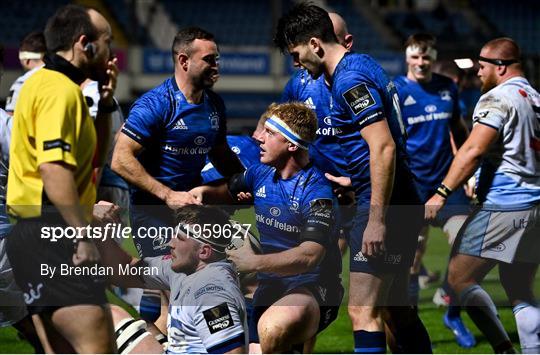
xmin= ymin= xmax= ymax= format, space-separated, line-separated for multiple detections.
xmin=20 ymin=31 xmax=47 ymax=53
xmin=44 ymin=4 xmax=98 ymax=53
xmin=404 ymin=33 xmax=436 ymax=52
xmin=171 ymin=27 xmax=215 ymax=62
xmin=273 ymin=2 xmax=338 ymax=53
xmin=175 ymin=205 xmax=231 ymax=257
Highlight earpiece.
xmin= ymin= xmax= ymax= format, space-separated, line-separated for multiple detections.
xmin=84 ymin=43 xmax=96 ymax=58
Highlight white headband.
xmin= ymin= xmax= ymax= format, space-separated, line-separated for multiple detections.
xmin=19 ymin=51 xmax=43 ymax=61
xmin=405 ymin=45 xmax=438 ymax=61
xmin=264 ymin=115 xmax=309 ymax=150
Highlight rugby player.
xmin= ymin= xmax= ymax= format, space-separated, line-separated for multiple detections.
xmin=426 ymin=37 xmax=540 ymax=354
xmin=4 ymin=31 xmax=45 ymax=115
xmin=0 ymin=43 xmax=44 ymax=353
xmin=6 ymin=5 xmax=118 ymax=352
xmin=191 ymin=102 xmax=343 ymax=353
xmin=96 ymin=205 xmax=247 ymax=354
xmin=112 ymin=26 xmax=243 ymax=258
xmin=281 ymin=12 xmax=354 ymax=255
xmin=111 ymin=27 xmax=244 ymax=324
xmin=393 ymin=33 xmax=475 ymax=347
xmin=273 ymin=4 xmax=431 ymax=353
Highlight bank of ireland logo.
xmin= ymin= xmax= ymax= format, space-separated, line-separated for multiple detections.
xmin=323 ymin=116 xmax=332 ymax=126
xmin=425 ymin=104 xmax=437 ymax=113
xmin=231 ymin=146 xmax=241 ymax=154
xmin=209 ymin=112 xmax=220 ymax=130
xmin=194 ymin=136 xmax=206 ymax=145
xmin=270 ymin=207 xmax=281 ymax=217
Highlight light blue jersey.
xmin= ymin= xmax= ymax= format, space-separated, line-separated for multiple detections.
xmin=472 ymin=77 xmax=540 ymax=210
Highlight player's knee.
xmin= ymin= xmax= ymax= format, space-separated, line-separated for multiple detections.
xmin=258 ymin=321 xmax=287 ymax=353
xmin=447 ymin=261 xmax=467 ymax=292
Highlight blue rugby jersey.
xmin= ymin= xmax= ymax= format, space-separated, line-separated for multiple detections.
xmin=281 ymin=70 xmax=348 ymax=176
xmin=330 ymin=53 xmax=416 ymax=205
xmin=122 ymin=78 xmax=227 ymax=204
xmin=201 ymin=135 xmax=260 ymax=184
xmin=237 ymin=163 xmax=341 ymax=284
xmin=394 ymin=73 xmax=460 ymax=201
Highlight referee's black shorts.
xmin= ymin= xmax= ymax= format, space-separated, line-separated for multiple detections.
xmin=6 ymin=215 xmax=107 ymax=315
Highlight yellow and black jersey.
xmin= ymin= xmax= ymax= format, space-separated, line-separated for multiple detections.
xmin=7 ymin=55 xmax=97 ymax=221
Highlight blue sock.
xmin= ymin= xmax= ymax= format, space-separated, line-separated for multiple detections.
xmin=354 ymin=330 xmax=386 ymax=353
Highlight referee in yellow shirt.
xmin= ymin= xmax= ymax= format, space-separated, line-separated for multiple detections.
xmin=6 ymin=5 xmax=119 ymax=353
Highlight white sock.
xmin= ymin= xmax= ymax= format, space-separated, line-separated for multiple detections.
xmin=514 ymin=303 xmax=540 ymax=353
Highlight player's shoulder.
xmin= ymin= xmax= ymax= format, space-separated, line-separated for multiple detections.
xmin=333 ymin=53 xmax=382 ymax=89
xmin=290 ymin=68 xmax=314 ymax=85
xmin=247 ymin=163 xmax=273 ymax=178
xmin=141 ymin=78 xmax=174 ymax=102
xmin=392 ymin=75 xmax=409 ymax=89
xmin=131 ymin=78 xmax=176 ymax=116
xmin=15 ymin=65 xmax=42 ymax=85
xmin=191 ymin=262 xmax=240 ymax=300
xmin=302 ymin=164 xmax=332 ymax=190
xmin=27 ymin=68 xmax=81 ymax=100
xmin=227 ymin=135 xmax=254 ymax=148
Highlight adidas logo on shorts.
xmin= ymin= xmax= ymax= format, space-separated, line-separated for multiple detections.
xmin=172 ymin=118 xmax=188 ymax=130
xmin=353 ymin=251 xmax=368 ymax=262
xmin=255 ymin=186 xmax=266 ymax=198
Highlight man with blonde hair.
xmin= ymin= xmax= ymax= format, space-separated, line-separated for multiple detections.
xmin=192 ymin=102 xmax=343 ymax=353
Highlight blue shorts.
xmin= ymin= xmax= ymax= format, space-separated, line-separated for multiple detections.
xmin=245 ymin=297 xmax=259 ymax=344
xmin=250 ymin=277 xmax=343 ymax=343
xmin=349 ymin=204 xmax=423 ymax=274
xmin=130 ymin=205 xmax=175 ymax=258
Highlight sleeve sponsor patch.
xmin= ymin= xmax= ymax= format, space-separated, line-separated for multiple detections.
xmin=342 ymin=83 xmax=376 ymax=115
xmin=308 ymin=198 xmax=333 ymax=223
xmin=43 ymin=139 xmax=71 ymax=152
xmin=473 ymin=109 xmax=489 ymax=122
xmin=203 ymin=303 xmax=234 ymax=334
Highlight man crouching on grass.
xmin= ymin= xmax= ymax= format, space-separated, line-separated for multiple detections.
xmin=191 ymin=102 xmax=343 ymax=353
xmin=96 ymin=204 xmax=247 ymax=354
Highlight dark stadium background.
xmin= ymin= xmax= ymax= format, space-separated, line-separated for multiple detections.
xmin=1 ymin=0 xmax=539 ymax=353
xmin=1 ymin=0 xmax=539 ymax=132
